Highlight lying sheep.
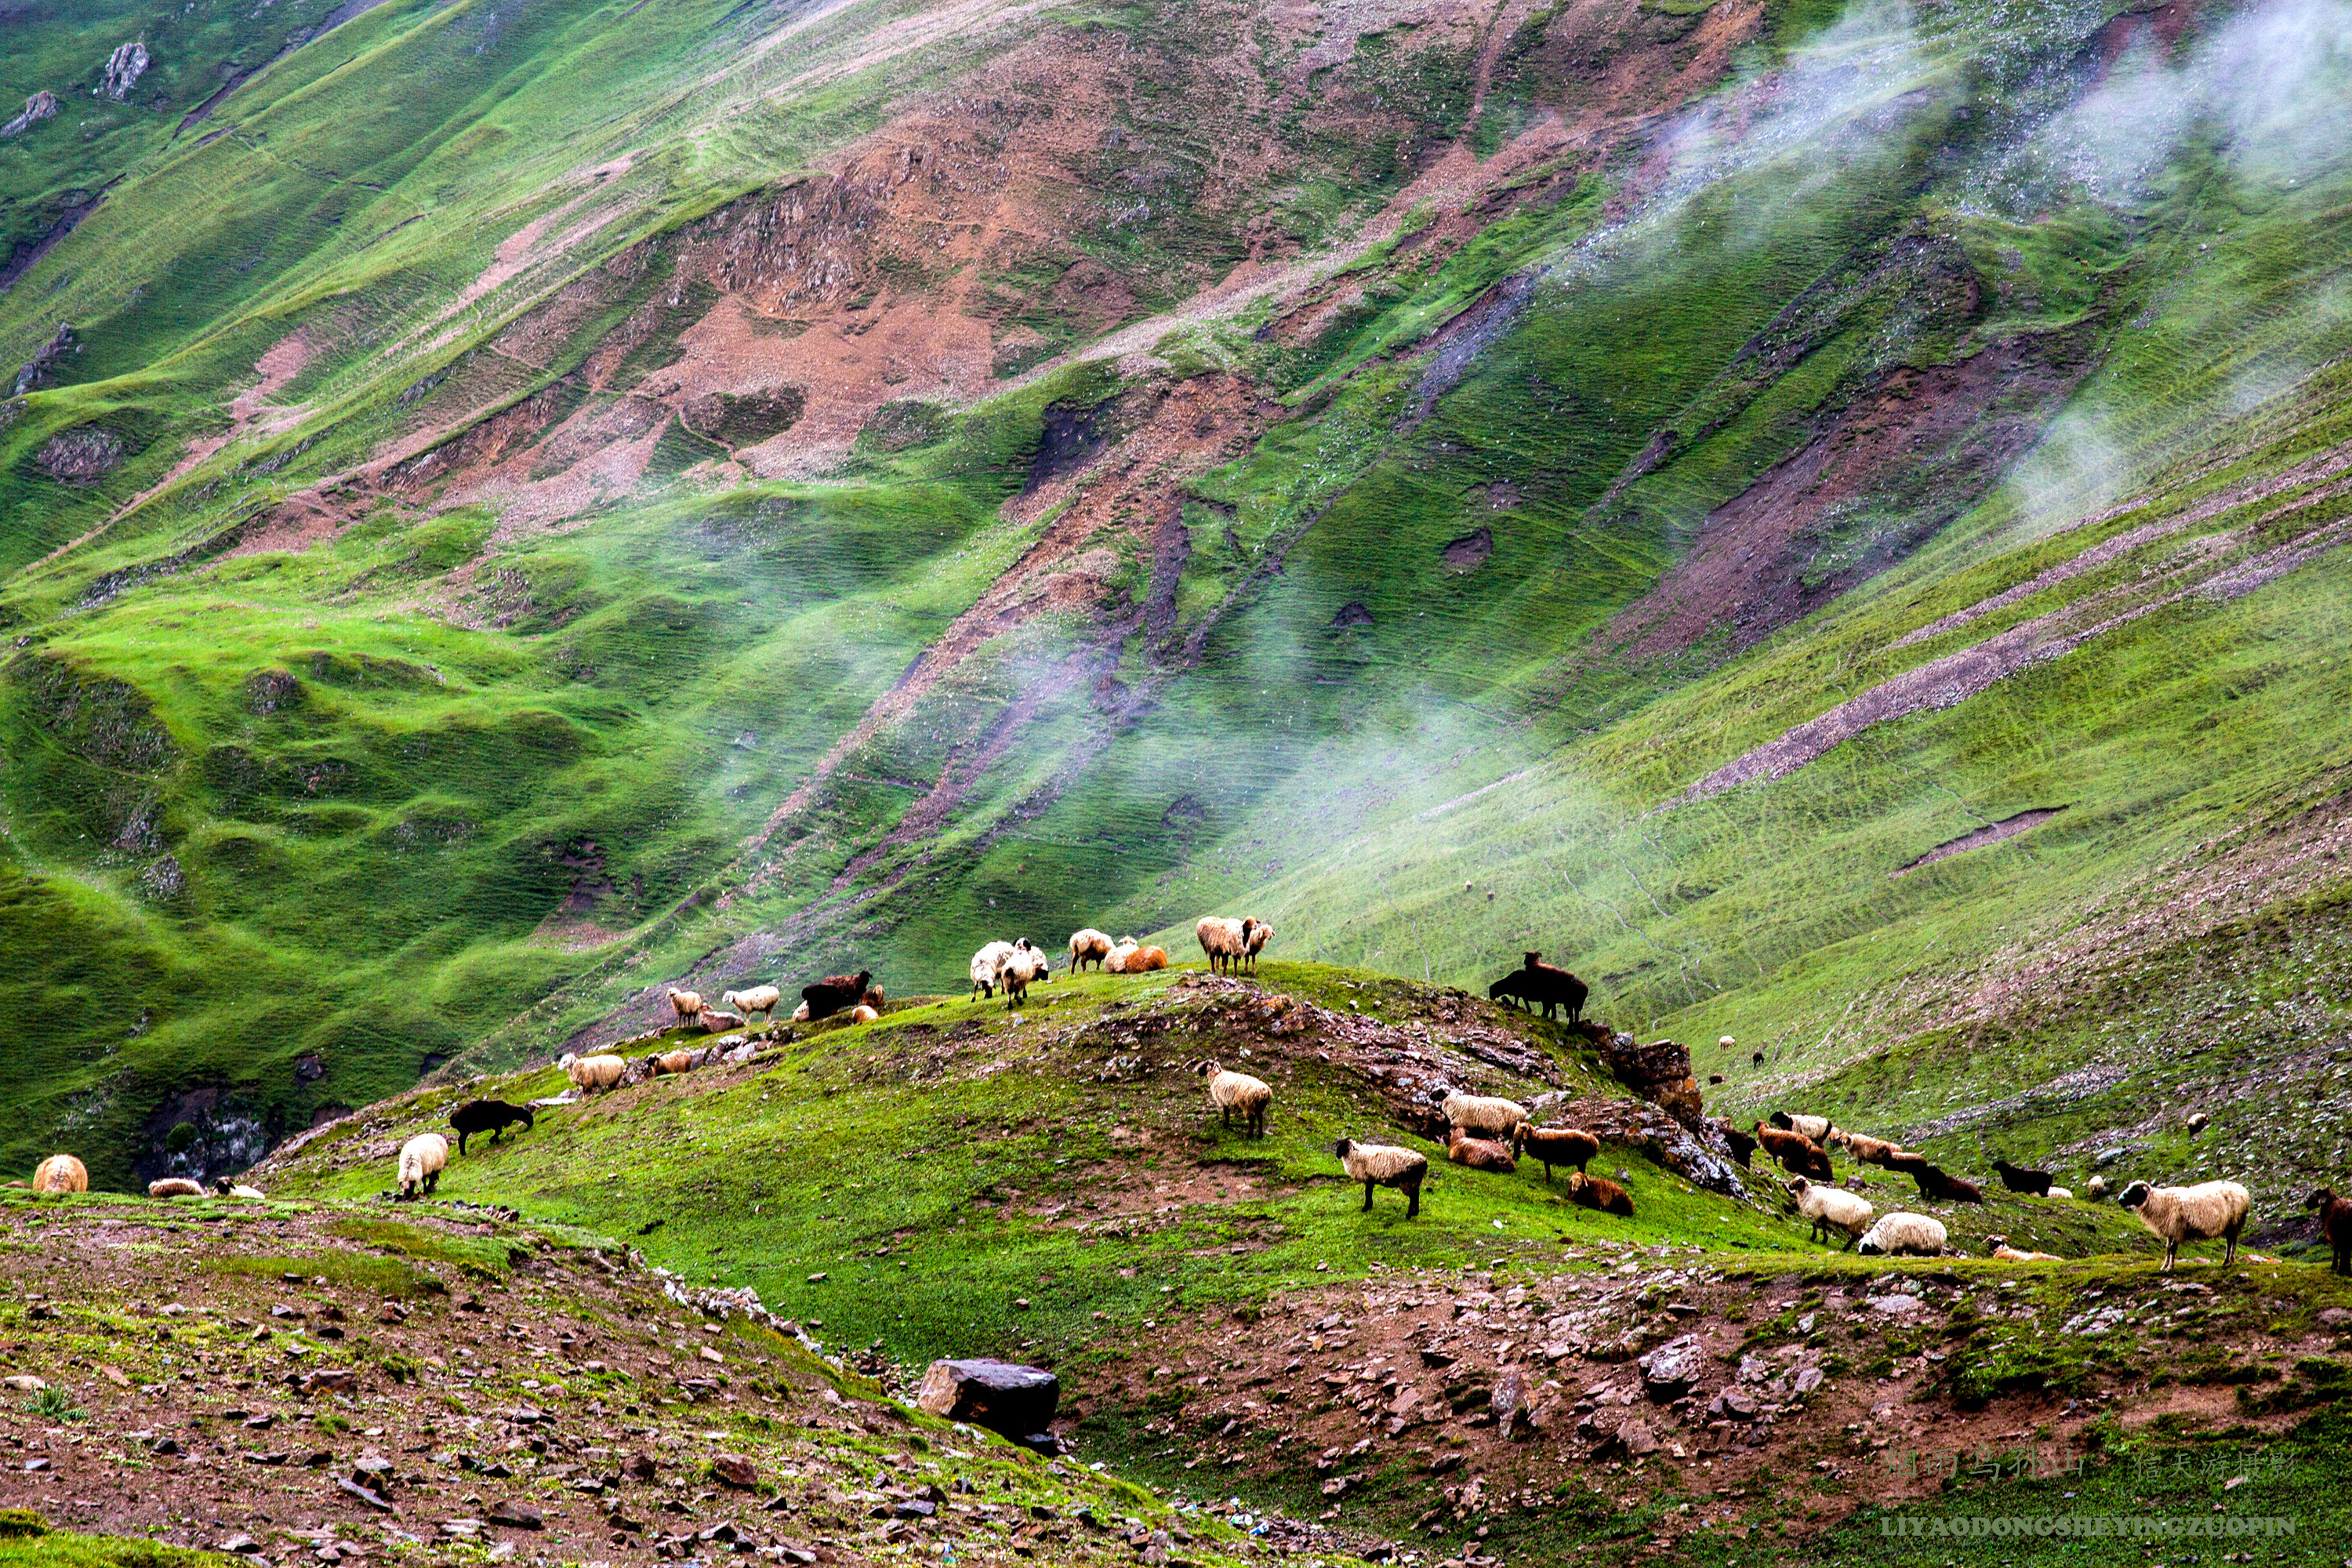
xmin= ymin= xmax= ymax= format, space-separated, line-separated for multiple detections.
xmin=2045 ymin=1186 xmax=2074 ymax=1200
xmin=1912 ymin=1166 xmax=1984 ymax=1205
xmin=1564 ymin=1171 xmax=1634 ymax=1217
xmin=1335 ymin=1139 xmax=1427 ymax=1218
xmin=1446 ymin=1126 xmax=1516 ymax=1173
xmin=2085 ymin=1175 xmax=2108 ymax=1202
xmin=31 ymin=1155 xmax=86 ymax=1194
xmin=1857 ymin=1212 xmax=1947 ymax=1256
xmin=2118 ymin=1179 xmax=2251 ymax=1271
xmin=1119 ymin=942 xmax=1170 ymax=972
xmin=1985 ymin=1236 xmax=2064 ymax=1263
xmin=1754 ymin=1123 xmax=1833 ymax=1181
xmin=970 ymin=941 xmax=1014 ymax=999
xmin=559 ymin=1052 xmax=626 ymax=1093
xmin=448 ymin=1098 xmax=534 ymax=1154
xmin=1769 ymin=1110 xmax=1838 ymax=1145
xmin=397 ymin=1134 xmax=448 ymax=1200
xmin=863 ymin=985 xmax=885 ymax=1010
xmin=1443 ymin=1092 xmax=1530 ymax=1146
xmin=666 ymin=989 xmax=704 ymax=1026
xmin=850 ymin=1004 xmax=881 ymax=1024
xmin=1200 ymin=1060 xmax=1272 ymax=1137
xmin=210 ymin=1178 xmax=266 ymax=1200
xmin=2305 ymin=1189 xmax=2352 ymax=1276
xmin=147 ymin=1177 xmax=205 ymax=1199
xmin=1514 ymin=1125 xmax=1599 ymax=1181
xmin=1991 ymin=1158 xmax=2054 ymax=1197
xmin=723 ymin=985 xmax=782 ymax=1027
xmin=996 ymin=943 xmax=1049 ymax=1009
xmin=800 ymin=969 xmax=873 ymax=1022
xmin=1068 ymin=928 xmax=1115 ymax=972
xmin=1786 ymin=1175 xmax=1873 ymax=1249
xmin=652 ymin=1050 xmax=699 ymax=1076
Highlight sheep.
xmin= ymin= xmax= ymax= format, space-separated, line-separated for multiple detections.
xmin=448 ymin=1098 xmax=535 ymax=1154
xmin=2045 ymin=1186 xmax=2074 ymax=1200
xmin=1443 ymin=1092 xmax=1530 ymax=1146
xmin=1991 ymin=1158 xmax=2053 ymax=1197
xmin=1985 ymin=1236 xmax=2065 ymax=1263
xmin=1513 ymin=1125 xmax=1599 ymax=1182
xmin=2117 ymin=1179 xmax=2252 ymax=1271
xmin=147 ymin=1178 xmax=205 ymax=1199
xmin=850 ymin=1004 xmax=881 ymax=1024
xmin=1912 ymin=1166 xmax=1985 ymax=1205
xmin=397 ymin=1134 xmax=448 ymax=1200
xmin=1240 ymin=920 xmax=1272 ymax=973
xmin=2305 ymin=1189 xmax=2352 ymax=1276
xmin=790 ymin=1002 xmax=811 ymax=1022
xmin=1200 ymin=1060 xmax=1272 ymax=1137
xmin=210 ymin=1179 xmax=265 ymax=1200
xmin=1196 ymin=916 xmax=1250 ymax=975
xmin=863 ymin=985 xmax=886 ymax=1010
xmin=971 ymin=941 xmax=1014 ymax=998
xmin=1856 ymin=1213 xmax=1947 ymax=1256
xmin=1123 ymin=943 xmax=1169 ymax=972
xmin=1334 ymin=1139 xmax=1427 ymax=1218
xmin=31 ymin=1155 xmax=88 ymax=1194
xmin=1882 ymin=1149 xmax=1932 ymax=1176
xmin=559 ymin=1052 xmax=626 ymax=1093
xmin=1753 ymin=1123 xmax=1833 ymax=1181
xmin=2186 ymin=1112 xmax=2210 ymax=1134
xmin=1769 ymin=1110 xmax=1838 ymax=1145
xmin=2085 ymin=1175 xmax=2109 ymax=1201
xmin=1785 ymin=1176 xmax=1873 ymax=1249
xmin=1068 ymin=928 xmax=1115 ymax=972
xmin=1712 ymin=1118 xmax=1757 ymax=1169
xmin=1506 ymin=953 xmax=1586 ymax=1022
xmin=666 ymin=989 xmax=703 ymax=1026
xmin=1564 ymin=1171 xmax=1634 ymax=1217
xmin=1446 ymin=1126 xmax=1517 ymax=1173
xmin=1719 ymin=1035 xmax=1736 ymax=1051
xmin=800 ymin=969 xmax=873 ymax=1022
xmin=1831 ymin=1131 xmax=1901 ymax=1166
xmin=1751 ymin=1049 xmax=1766 ymax=1066
xmin=723 ymin=985 xmax=783 ymax=1026
xmin=652 ymin=1050 xmax=699 ymax=1076
xmin=995 ymin=943 xmax=1048 ymax=1009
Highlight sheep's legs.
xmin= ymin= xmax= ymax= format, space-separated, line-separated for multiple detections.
xmin=1361 ymin=1179 xmax=1375 ymax=1213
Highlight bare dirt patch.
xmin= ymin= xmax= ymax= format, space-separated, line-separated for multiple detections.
xmin=1892 ymin=808 xmax=2064 ymax=877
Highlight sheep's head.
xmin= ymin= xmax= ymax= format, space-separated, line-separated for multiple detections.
xmin=1523 ymin=950 xmax=1541 ymax=967
xmin=1196 ymin=1060 xmax=1221 ymax=1077
xmin=2116 ymin=1181 xmax=2153 ymax=1210
xmin=1769 ymin=1111 xmax=1794 ymax=1131
xmin=2306 ymin=1188 xmax=2339 ymax=1210
xmin=557 ymin=1053 xmax=577 ymax=1068
xmin=1784 ymin=1176 xmax=1810 ymax=1197
xmin=1333 ymin=1138 xmax=1354 ymax=1159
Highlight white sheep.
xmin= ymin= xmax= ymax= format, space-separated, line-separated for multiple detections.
xmin=1986 ymin=1236 xmax=2065 ymax=1262
xmin=559 ymin=1052 xmax=626 ymax=1093
xmin=790 ymin=1001 xmax=812 ymax=1022
xmin=1441 ymin=1091 xmax=1529 ymax=1145
xmin=849 ymin=1004 xmax=881 ymax=1024
xmin=721 ymin=985 xmax=782 ymax=1026
xmin=971 ymin=940 xmax=1014 ymax=999
xmin=147 ymin=1178 xmax=205 ymax=1198
xmin=1200 ymin=1060 xmax=1272 ymax=1137
xmin=2117 ymin=1179 xmax=2251 ymax=1271
xmin=666 ymin=989 xmax=703 ymax=1026
xmin=1105 ymin=938 xmax=1138 ymax=973
xmin=397 ymin=1134 xmax=448 ymax=1200
xmin=996 ymin=941 xmax=1050 ymax=1008
xmin=1719 ymin=1035 xmax=1736 ymax=1049
xmin=1856 ymin=1212 xmax=1947 ymax=1257
xmin=1770 ymin=1110 xmax=1839 ymax=1145
xmin=1240 ymin=920 xmax=1272 ymax=973
xmin=1786 ymin=1176 xmax=1873 ymax=1249
xmin=1334 ymin=1139 xmax=1426 ymax=1218
xmin=31 ymin=1155 xmax=86 ymax=1193
xmin=2085 ymin=1175 xmax=2108 ymax=1201
xmin=2045 ymin=1186 xmax=2074 ymax=1200
xmin=1068 ymin=928 xmax=1114 ymax=972
xmin=1195 ymin=916 xmax=1266 ymax=975
xmin=211 ymin=1179 xmax=265 ymax=1200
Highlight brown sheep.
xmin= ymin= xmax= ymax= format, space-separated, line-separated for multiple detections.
xmin=1446 ymin=1126 xmax=1517 ymax=1173
xmin=1513 ymin=1126 xmax=1599 ymax=1181
xmin=1753 ymin=1122 xmax=1833 ymax=1181
xmin=2307 ymin=1188 xmax=2352 ymax=1276
xmin=1564 ymin=1171 xmax=1634 ymax=1217
xmin=1913 ymin=1166 xmax=1985 ymax=1204
xmin=1712 ymin=1118 xmax=1757 ymax=1169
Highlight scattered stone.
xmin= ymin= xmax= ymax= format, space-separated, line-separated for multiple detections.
xmin=710 ymin=1454 xmax=760 ymax=1489
xmin=96 ymin=41 xmax=151 ymax=101
xmin=220 ymin=1536 xmax=263 ymax=1555
xmin=486 ymin=1500 xmax=543 ymax=1530
xmin=0 ymin=91 xmax=58 ymax=138
xmin=2 ymin=1376 xmax=45 ymax=1392
xmin=336 ymin=1479 xmax=394 ymax=1513
xmin=1638 ymin=1334 xmax=1708 ymax=1400
xmin=620 ymin=1454 xmax=657 ymax=1482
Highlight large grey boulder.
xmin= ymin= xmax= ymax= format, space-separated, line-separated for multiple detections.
xmin=916 ymin=1359 xmax=1058 ymax=1448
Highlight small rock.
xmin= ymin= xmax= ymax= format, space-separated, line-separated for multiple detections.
xmin=2 ymin=1376 xmax=45 ymax=1392
xmin=710 ymin=1454 xmax=760 ymax=1489
xmin=1638 ymin=1335 xmax=1708 ymax=1400
xmin=1791 ymin=1366 xmax=1825 ymax=1395
xmin=621 ymin=1454 xmax=657 ymax=1482
xmin=486 ymin=1500 xmax=543 ymax=1530
xmin=1617 ymin=1419 xmax=1659 ymax=1457
xmin=336 ymin=1478 xmax=394 ymax=1512
xmin=220 ymin=1536 xmax=263 ymax=1555
xmin=891 ymin=1500 xmax=937 ymax=1519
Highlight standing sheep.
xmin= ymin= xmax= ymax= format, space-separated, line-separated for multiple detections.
xmin=1857 ymin=1213 xmax=1948 ymax=1256
xmin=1513 ymin=1125 xmax=1599 ymax=1182
xmin=971 ymin=941 xmax=1014 ymax=998
xmin=666 ymin=989 xmax=704 ymax=1026
xmin=448 ymin=1098 xmax=534 ymax=1153
xmin=397 ymin=1134 xmax=448 ymax=1200
xmin=1564 ymin=1171 xmax=1634 ymax=1217
xmin=800 ymin=969 xmax=873 ymax=1022
xmin=31 ymin=1155 xmax=87 ymax=1194
xmin=2304 ymin=1189 xmax=2352 ymax=1276
xmin=1446 ymin=1126 xmax=1517 ymax=1173
xmin=559 ymin=1052 xmax=626 ymax=1093
xmin=1196 ymin=917 xmax=1255 ymax=975
xmin=1911 ymin=1166 xmax=1985 ymax=1205
xmin=723 ymin=985 xmax=783 ymax=1027
xmin=1753 ymin=1123 xmax=1833 ymax=1181
xmin=1991 ymin=1158 xmax=2054 ymax=1196
xmin=2085 ymin=1175 xmax=2108 ymax=1202
xmin=147 ymin=1178 xmax=206 ymax=1199
xmin=1514 ymin=953 xmax=1588 ymax=1023
xmin=1443 ymin=1092 xmax=1530 ymax=1146
xmin=1712 ymin=1118 xmax=1758 ymax=1169
xmin=995 ymin=943 xmax=1049 ymax=1009
xmin=1831 ymin=1131 xmax=1902 ymax=1166
xmin=1769 ymin=1111 xmax=1839 ymax=1145
xmin=2118 ymin=1179 xmax=2252 ymax=1271
xmin=1334 ymin=1139 xmax=1427 ymax=1218
xmin=1240 ymin=920 xmax=1272 ymax=974
xmin=1785 ymin=1176 xmax=1873 ymax=1249
xmin=1200 ymin=1061 xmax=1272 ymax=1137
xmin=2045 ymin=1186 xmax=2074 ymax=1200
xmin=1068 ymin=929 xmax=1115 ymax=972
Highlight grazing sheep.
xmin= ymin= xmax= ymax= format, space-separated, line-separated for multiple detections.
xmin=1785 ymin=1176 xmax=1874 ymax=1249
xmin=666 ymin=989 xmax=703 ymax=1026
xmin=1753 ymin=1123 xmax=1833 ymax=1181
xmin=31 ymin=1155 xmax=86 ymax=1194
xmin=2186 ymin=1112 xmax=2210 ymax=1134
xmin=1196 ymin=916 xmax=1253 ymax=975
xmin=2305 ymin=1189 xmax=2352 ymax=1276
xmin=971 ymin=941 xmax=1014 ymax=998
xmin=1991 ymin=1158 xmax=2054 ymax=1197
xmin=1769 ymin=1110 xmax=1838 ymax=1145
xmin=1985 ymin=1236 xmax=2064 ymax=1263
xmin=1751 ymin=1049 xmax=1766 ymax=1067
xmin=995 ymin=943 xmax=1049 ymax=1009
xmin=1240 ymin=920 xmax=1273 ymax=973
xmin=1200 ymin=1061 xmax=1272 ymax=1137
xmin=1912 ymin=1166 xmax=1985 ymax=1205
xmin=850 ymin=1004 xmax=881 ymax=1024
xmin=448 ymin=1099 xmax=535 ymax=1154
xmin=147 ymin=1178 xmax=205 ymax=1198
xmin=1719 ymin=1035 xmax=1736 ymax=1051
xmin=2045 ymin=1186 xmax=2074 ymax=1200
xmin=1856 ymin=1212 xmax=1947 ymax=1257
xmin=1564 ymin=1171 xmax=1634 ymax=1217
xmin=1882 ymin=1149 xmax=1932 ymax=1176
xmin=723 ymin=985 xmax=783 ymax=1026
xmin=1832 ymin=1131 xmax=1901 ymax=1165
xmin=1515 ymin=953 xmax=1588 ymax=1022
xmin=800 ymin=969 xmax=874 ymax=1022
xmin=1446 ymin=1126 xmax=1517 ymax=1173
xmin=1712 ymin=1118 xmax=1757 ymax=1169
xmin=559 ymin=1052 xmax=626 ymax=1094
xmin=1513 ymin=1125 xmax=1599 ymax=1181
xmin=1068 ymin=929 xmax=1115 ymax=972
xmin=2086 ymin=1175 xmax=2108 ymax=1201
xmin=210 ymin=1179 xmax=265 ymax=1200
xmin=2118 ymin=1179 xmax=2252 ymax=1271
xmin=397 ymin=1134 xmax=448 ymax=1200
xmin=1334 ymin=1139 xmax=1427 ymax=1218
xmin=790 ymin=1001 xmax=811 ymax=1022
xmin=1443 ymin=1092 xmax=1530 ymax=1145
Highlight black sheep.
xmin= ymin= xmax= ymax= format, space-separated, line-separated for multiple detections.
xmin=1914 ymin=1166 xmax=1986 ymax=1204
xmin=1512 ymin=951 xmax=1588 ymax=1023
xmin=1991 ymin=1157 xmax=2053 ymax=1197
xmin=801 ymin=967 xmax=874 ymax=1022
xmin=2306 ymin=1188 xmax=2352 ymax=1276
xmin=1486 ymin=971 xmax=1540 ymax=1012
xmin=448 ymin=1099 xmax=535 ymax=1156
xmin=1712 ymin=1118 xmax=1758 ymax=1170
